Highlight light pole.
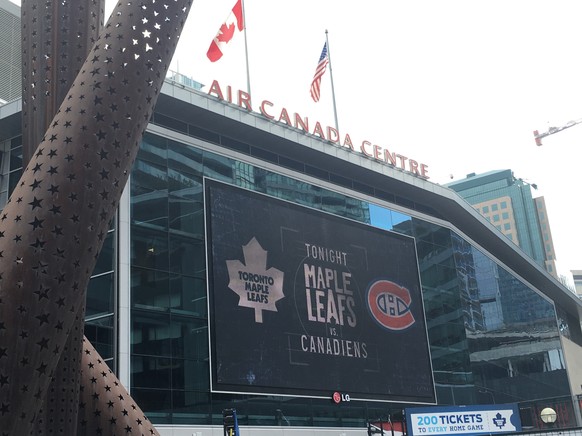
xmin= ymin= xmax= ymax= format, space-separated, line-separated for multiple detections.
xmin=540 ymin=407 xmax=557 ymax=428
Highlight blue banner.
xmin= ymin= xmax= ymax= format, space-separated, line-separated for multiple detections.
xmin=406 ymin=404 xmax=522 ymax=436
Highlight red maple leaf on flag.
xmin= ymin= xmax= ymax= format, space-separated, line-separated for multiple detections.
xmin=217 ymin=22 xmax=235 ymax=43
xmin=206 ymin=0 xmax=244 ymax=62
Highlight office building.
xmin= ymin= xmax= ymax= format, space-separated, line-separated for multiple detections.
xmin=0 ymin=0 xmax=21 ymax=104
xmin=446 ymin=170 xmax=558 ymax=277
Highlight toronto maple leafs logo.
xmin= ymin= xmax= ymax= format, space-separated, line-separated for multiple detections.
xmin=492 ymin=413 xmax=506 ymax=429
xmin=226 ymin=237 xmax=285 ymax=323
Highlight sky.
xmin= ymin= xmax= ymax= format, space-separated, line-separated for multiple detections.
xmin=9 ymin=0 xmax=582 ymax=281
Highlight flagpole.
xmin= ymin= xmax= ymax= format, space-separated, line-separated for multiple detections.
xmin=325 ymin=29 xmax=339 ymax=133
xmin=242 ymin=0 xmax=252 ymax=96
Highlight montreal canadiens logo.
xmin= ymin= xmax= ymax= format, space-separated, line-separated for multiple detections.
xmin=366 ymin=280 xmax=415 ymax=331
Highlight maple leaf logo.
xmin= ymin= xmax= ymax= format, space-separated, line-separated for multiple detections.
xmin=226 ymin=237 xmax=285 ymax=323
xmin=217 ymin=22 xmax=235 ymax=43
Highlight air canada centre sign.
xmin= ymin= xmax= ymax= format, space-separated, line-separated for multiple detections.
xmin=205 ymin=179 xmax=435 ymax=403
xmin=207 ymin=80 xmax=430 ymax=180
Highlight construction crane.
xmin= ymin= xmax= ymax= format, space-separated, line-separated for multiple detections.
xmin=533 ymin=118 xmax=582 ymax=146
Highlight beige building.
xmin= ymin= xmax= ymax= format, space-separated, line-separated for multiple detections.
xmin=472 ymin=194 xmax=559 ymax=278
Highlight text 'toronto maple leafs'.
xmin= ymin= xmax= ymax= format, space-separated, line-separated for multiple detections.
xmin=226 ymin=237 xmax=284 ymax=323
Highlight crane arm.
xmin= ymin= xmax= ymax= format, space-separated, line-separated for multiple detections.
xmin=533 ymin=118 xmax=582 ymax=146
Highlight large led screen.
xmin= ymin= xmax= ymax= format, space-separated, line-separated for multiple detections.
xmin=205 ymin=179 xmax=435 ymax=403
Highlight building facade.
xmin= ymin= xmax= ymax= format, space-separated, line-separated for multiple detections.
xmin=572 ymin=270 xmax=582 ymax=298
xmin=446 ymin=170 xmax=559 ymax=278
xmin=0 ymin=0 xmax=21 ymax=104
xmin=534 ymin=196 xmax=559 ymax=277
xmin=2 ymin=77 xmax=582 ymax=435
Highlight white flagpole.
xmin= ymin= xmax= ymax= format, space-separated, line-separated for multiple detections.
xmin=325 ymin=29 xmax=340 ymax=133
xmin=242 ymin=0 xmax=252 ymax=96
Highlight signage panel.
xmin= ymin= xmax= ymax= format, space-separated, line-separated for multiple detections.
xmin=205 ymin=179 xmax=435 ymax=403
xmin=406 ymin=404 xmax=522 ymax=436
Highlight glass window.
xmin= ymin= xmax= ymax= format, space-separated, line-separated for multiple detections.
xmin=169 ymin=196 xmax=204 ymax=237
xmin=168 ymin=234 xmax=205 ymax=277
xmin=132 ymin=311 xmax=172 ymax=357
xmin=153 ymin=112 xmax=188 ymax=134
xmin=93 ymin=231 xmax=115 ymax=275
xmin=141 ymin=133 xmax=168 ymax=165
xmin=133 ymin=159 xmax=169 ymax=193
xmin=171 ymin=391 xmax=211 ymax=424
xmin=132 ymin=159 xmax=169 ymax=230
xmin=9 ymin=145 xmax=22 ymax=171
xmin=132 ymin=191 xmax=169 ymax=230
xmin=172 ymin=360 xmax=210 ymax=391
xmin=491 ymin=204 xmax=498 ymax=211
xmin=169 ymin=274 xmax=207 ymax=317
xmin=8 ymin=168 xmax=22 ymax=196
xmin=502 ymin=212 xmax=509 ymax=220
xmin=170 ymin=316 xmax=208 ymax=360
xmin=500 ymin=201 xmax=507 ymax=209
xmin=168 ymin=168 xmax=203 ymax=200
xmin=85 ymin=315 xmax=114 ymax=361
xmin=86 ymin=273 xmax=114 ymax=318
xmin=132 ymin=355 xmax=172 ymax=389
xmin=11 ymin=136 xmax=22 ymax=150
xmin=493 ymin=215 xmax=500 ymax=222
xmin=168 ymin=140 xmax=204 ymax=177
xmin=132 ymin=267 xmax=170 ymax=311
xmin=482 ymin=206 xmax=489 ymax=213
xmin=203 ymin=151 xmax=234 ymax=182
xmin=131 ymin=226 xmax=169 ymax=271
xmin=131 ymin=388 xmax=172 ymax=422
xmin=504 ymin=223 xmax=511 ymax=230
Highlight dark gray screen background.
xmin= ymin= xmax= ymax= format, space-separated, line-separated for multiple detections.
xmin=206 ymin=180 xmax=435 ymax=403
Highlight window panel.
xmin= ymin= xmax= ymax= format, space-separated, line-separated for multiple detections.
xmin=169 ymin=195 xmax=204 ymax=237
xmin=93 ymin=231 xmax=115 ymax=275
xmin=86 ymin=273 xmax=114 ymax=318
xmin=131 ymin=226 xmax=169 ymax=271
xmin=131 ymin=355 xmax=172 ymax=389
xmin=169 ymin=274 xmax=207 ymax=317
xmin=132 ymin=267 xmax=170 ymax=311
xmin=132 ymin=311 xmax=172 ymax=357
xmin=168 ymin=234 xmax=205 ymax=277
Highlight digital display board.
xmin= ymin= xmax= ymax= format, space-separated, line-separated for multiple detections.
xmin=205 ymin=179 xmax=435 ymax=403
xmin=406 ymin=404 xmax=522 ymax=436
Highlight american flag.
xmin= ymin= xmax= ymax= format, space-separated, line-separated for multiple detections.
xmin=310 ymin=42 xmax=329 ymax=102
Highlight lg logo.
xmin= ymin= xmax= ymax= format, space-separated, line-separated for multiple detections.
xmin=332 ymin=391 xmax=350 ymax=404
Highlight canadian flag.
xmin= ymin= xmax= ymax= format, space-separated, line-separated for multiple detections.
xmin=207 ymin=0 xmax=245 ymax=62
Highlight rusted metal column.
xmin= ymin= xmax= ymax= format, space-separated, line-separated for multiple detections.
xmin=1 ymin=0 xmax=193 ymax=434
xmin=21 ymin=2 xmax=105 ymax=433
xmin=21 ymin=0 xmax=105 ymax=163
xmin=77 ymin=338 xmax=160 ymax=435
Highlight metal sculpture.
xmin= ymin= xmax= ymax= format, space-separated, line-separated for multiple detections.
xmin=22 ymin=2 xmax=105 ymax=433
xmin=21 ymin=0 xmax=105 ymax=163
xmin=0 ymin=0 xmax=192 ymax=434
